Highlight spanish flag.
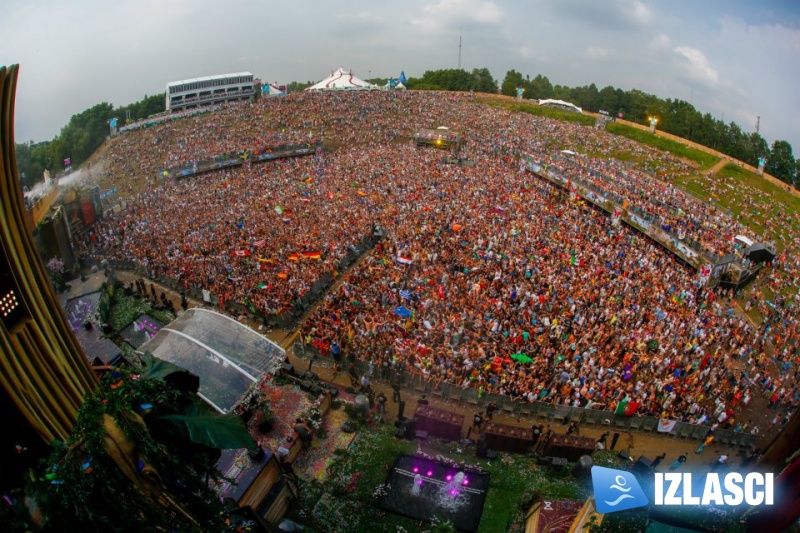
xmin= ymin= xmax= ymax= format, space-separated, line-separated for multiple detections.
xmin=277 ymin=272 xmax=289 ymax=280
xmin=357 ymin=190 xmax=367 ymax=197
xmin=301 ymin=251 xmax=322 ymax=260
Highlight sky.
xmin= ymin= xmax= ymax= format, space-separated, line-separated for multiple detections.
xmin=2 ymin=0 xmax=799 ymax=153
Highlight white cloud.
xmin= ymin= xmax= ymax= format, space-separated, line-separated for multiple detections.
xmin=516 ymin=46 xmax=553 ymax=64
xmin=411 ymin=0 xmax=504 ymax=31
xmin=649 ymin=33 xmax=671 ymax=50
xmin=673 ymin=46 xmax=719 ymax=84
xmin=586 ymin=46 xmax=613 ymax=59
xmin=548 ymin=0 xmax=653 ymax=30
xmin=630 ymin=0 xmax=653 ymax=27
xmin=420 ymin=0 xmax=503 ymax=25
xmin=336 ymin=11 xmax=385 ymax=23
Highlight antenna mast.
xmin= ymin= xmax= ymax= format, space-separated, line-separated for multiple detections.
xmin=458 ymin=27 xmax=462 ymax=69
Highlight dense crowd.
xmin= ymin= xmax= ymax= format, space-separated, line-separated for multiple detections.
xmin=83 ymin=90 xmax=799 ymax=427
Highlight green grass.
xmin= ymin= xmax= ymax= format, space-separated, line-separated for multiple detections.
xmin=285 ymin=425 xmax=754 ymax=533
xmin=285 ymin=426 xmax=627 ymax=533
xmin=605 ymin=122 xmax=720 ymax=169
xmin=480 ymin=97 xmax=720 ymax=172
xmin=481 ymin=98 xmax=596 ymax=126
xmin=681 ymin=163 xmax=800 ymax=252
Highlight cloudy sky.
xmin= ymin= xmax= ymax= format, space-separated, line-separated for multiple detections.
xmin=3 ymin=0 xmax=799 ymax=152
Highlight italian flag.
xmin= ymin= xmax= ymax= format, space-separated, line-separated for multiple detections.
xmin=614 ymin=398 xmax=630 ymax=416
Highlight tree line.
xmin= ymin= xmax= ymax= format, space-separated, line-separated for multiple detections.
xmin=15 ymin=94 xmax=164 ymax=190
xmin=15 ymin=69 xmax=798 ymax=188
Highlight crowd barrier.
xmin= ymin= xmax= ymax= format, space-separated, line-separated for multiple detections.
xmin=523 ymin=154 xmax=751 ymax=274
xmin=105 ymin=229 xmax=383 ymax=330
xmin=162 ymin=141 xmax=322 ymax=181
xmin=292 ymin=342 xmax=761 ymax=451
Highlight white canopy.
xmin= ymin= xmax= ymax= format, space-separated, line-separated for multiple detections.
xmin=735 ymin=235 xmax=754 ymax=247
xmin=306 ymin=67 xmax=378 ymax=91
xmin=538 ymin=99 xmax=583 ymax=114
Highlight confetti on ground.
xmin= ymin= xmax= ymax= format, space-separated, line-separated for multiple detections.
xmin=295 ymin=408 xmax=355 ymax=482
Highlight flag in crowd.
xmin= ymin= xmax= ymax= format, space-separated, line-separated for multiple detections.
xmin=657 ymin=419 xmax=677 ymax=433
xmin=395 ymin=255 xmax=413 ymax=265
xmin=232 ymin=250 xmax=250 ymax=257
xmin=254 ymin=239 xmax=267 ymax=248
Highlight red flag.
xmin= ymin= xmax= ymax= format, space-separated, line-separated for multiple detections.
xmin=231 ymin=250 xmax=250 ymax=257
xmin=288 ymin=253 xmax=300 ymax=261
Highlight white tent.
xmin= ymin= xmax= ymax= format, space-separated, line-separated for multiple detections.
xmin=306 ymin=67 xmax=377 ymax=91
xmin=538 ymin=99 xmax=583 ymax=114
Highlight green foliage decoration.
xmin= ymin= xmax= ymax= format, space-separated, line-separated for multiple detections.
xmin=24 ymin=360 xmax=251 ymax=532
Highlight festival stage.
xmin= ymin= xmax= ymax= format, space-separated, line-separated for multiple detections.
xmin=377 ymin=454 xmax=490 ymax=533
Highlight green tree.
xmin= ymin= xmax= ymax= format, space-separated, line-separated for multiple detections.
xmin=501 ymin=69 xmax=525 ymax=97
xmin=286 ymin=80 xmax=313 ymax=92
xmin=768 ymin=140 xmax=796 ymax=183
xmin=529 ymin=74 xmax=554 ymax=100
xmin=417 ymin=69 xmax=473 ymax=91
xmin=597 ymin=86 xmax=619 ymax=113
xmin=470 ymin=67 xmax=497 ymax=93
xmin=796 ymin=159 xmax=800 ymax=185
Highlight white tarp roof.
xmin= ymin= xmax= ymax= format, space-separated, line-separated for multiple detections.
xmin=138 ymin=308 xmax=285 ymax=413
xmin=538 ymin=99 xmax=583 ymax=113
xmin=735 ymin=235 xmax=754 ymax=247
xmin=306 ymin=67 xmax=378 ymax=90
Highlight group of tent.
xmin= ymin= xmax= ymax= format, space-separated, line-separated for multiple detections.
xmin=264 ymin=67 xmax=407 ymax=95
xmin=306 ymin=67 xmax=407 ymax=91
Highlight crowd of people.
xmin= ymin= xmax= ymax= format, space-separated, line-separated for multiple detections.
xmin=81 ymin=90 xmax=799 ymax=429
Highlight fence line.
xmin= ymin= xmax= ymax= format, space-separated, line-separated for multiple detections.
xmin=292 ymin=342 xmax=760 ymax=450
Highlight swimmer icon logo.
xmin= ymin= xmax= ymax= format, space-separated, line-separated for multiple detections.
xmin=591 ymin=466 xmax=649 ymax=514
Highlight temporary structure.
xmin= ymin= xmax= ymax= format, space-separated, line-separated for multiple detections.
xmin=306 ymin=67 xmax=377 ymax=90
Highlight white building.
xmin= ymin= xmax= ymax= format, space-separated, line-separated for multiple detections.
xmin=165 ymin=72 xmax=255 ymax=112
